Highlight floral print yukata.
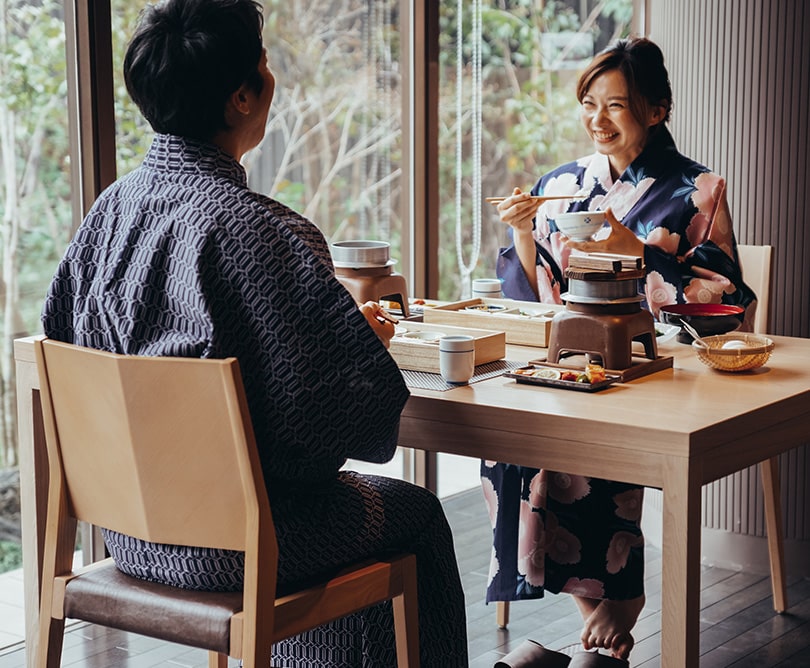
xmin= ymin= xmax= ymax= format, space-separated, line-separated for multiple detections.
xmin=42 ymin=134 xmax=468 ymax=667
xmin=484 ymin=126 xmax=755 ymax=604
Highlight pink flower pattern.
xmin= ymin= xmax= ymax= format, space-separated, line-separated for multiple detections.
xmin=518 ymin=500 xmax=546 ymax=586
xmin=645 ymin=271 xmax=677 ymax=317
xmin=544 ymin=510 xmax=582 ymax=565
xmin=613 ymin=488 xmax=643 ymax=522
xmin=481 ymin=476 xmax=498 ymax=527
xmin=561 ymin=577 xmax=606 ymax=599
xmin=606 ymin=531 xmax=644 ymax=575
xmin=548 ymin=472 xmax=591 ymax=504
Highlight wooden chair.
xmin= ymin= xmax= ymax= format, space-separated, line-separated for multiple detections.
xmin=737 ymin=244 xmax=772 ymax=336
xmin=34 ymin=338 xmax=419 ymax=667
xmin=737 ymin=244 xmax=787 ymax=612
xmin=495 ymin=244 xmax=784 ymax=629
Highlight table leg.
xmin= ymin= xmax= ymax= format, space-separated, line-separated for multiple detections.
xmin=413 ymin=449 xmax=438 ymax=494
xmin=660 ymin=457 xmax=702 ymax=667
xmin=761 ymin=456 xmax=788 ymax=612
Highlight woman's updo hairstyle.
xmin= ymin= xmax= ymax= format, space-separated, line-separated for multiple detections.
xmin=577 ymin=37 xmax=673 ymax=130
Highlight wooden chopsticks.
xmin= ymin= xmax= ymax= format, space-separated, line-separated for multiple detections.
xmin=375 ymin=311 xmax=400 ymax=325
xmin=485 ymin=195 xmax=587 ymax=204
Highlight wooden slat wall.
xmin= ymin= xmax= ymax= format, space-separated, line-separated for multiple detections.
xmin=644 ymin=1 xmax=810 ymax=551
xmin=650 ymin=0 xmax=810 ymax=339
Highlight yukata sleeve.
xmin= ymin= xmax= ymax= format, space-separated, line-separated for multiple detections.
xmin=497 ymin=241 xmax=541 ymax=301
xmin=199 ymin=202 xmax=409 ymax=485
xmin=643 ymin=173 xmax=756 ymax=319
xmin=496 ymin=171 xmax=579 ymax=305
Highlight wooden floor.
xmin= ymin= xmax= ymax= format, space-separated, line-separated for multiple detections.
xmin=3 ymin=487 xmax=809 ymax=667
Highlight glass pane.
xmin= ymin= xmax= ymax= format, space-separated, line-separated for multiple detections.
xmin=112 ymin=0 xmax=406 ymax=323
xmin=437 ymin=0 xmax=634 ymax=300
xmin=112 ymin=1 xmax=403 ymax=264
xmin=0 ymin=0 xmax=71 ymax=646
xmin=112 ymin=2 xmax=161 ymax=174
xmin=258 ymin=2 xmax=403 ymax=256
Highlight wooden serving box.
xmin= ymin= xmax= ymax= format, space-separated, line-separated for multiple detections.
xmin=422 ymin=298 xmax=564 ymax=347
xmin=389 ymin=321 xmax=506 ymax=373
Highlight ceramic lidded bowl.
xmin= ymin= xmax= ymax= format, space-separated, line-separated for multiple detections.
xmin=659 ymin=303 xmax=745 ymax=344
xmin=330 ymin=240 xmax=392 ymax=268
xmin=553 ymin=211 xmax=607 ymax=241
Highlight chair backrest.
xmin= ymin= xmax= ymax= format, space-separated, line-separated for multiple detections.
xmin=35 ymin=338 xmax=279 ymax=665
xmin=35 ymin=338 xmax=275 ymax=552
xmin=737 ymin=244 xmax=773 ymax=334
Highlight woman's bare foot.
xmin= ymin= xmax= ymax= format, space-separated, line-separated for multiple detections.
xmin=579 ymin=595 xmax=645 ymax=660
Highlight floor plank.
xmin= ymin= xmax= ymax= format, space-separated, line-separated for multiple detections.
xmin=1 ymin=486 xmax=808 ymax=667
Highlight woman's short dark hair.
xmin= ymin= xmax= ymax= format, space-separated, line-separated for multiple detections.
xmin=576 ymin=37 xmax=673 ymax=129
xmin=124 ymin=0 xmax=265 ymax=141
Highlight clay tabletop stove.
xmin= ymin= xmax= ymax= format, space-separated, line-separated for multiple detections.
xmin=331 ymin=240 xmax=410 ymax=317
xmin=547 ymin=253 xmax=657 ymax=371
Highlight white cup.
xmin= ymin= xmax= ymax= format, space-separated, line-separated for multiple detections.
xmin=439 ymin=335 xmax=475 ymax=384
xmin=472 ymin=278 xmax=503 ymax=299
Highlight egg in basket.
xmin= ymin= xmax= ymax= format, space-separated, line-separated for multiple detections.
xmin=692 ymin=333 xmax=774 ymax=372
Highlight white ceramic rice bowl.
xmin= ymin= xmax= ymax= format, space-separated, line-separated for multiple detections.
xmin=553 ymin=211 xmax=607 ymax=241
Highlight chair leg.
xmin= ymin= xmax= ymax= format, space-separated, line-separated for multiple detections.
xmin=35 ymin=616 xmax=66 ymax=668
xmin=761 ymin=455 xmax=788 ymax=613
xmin=496 ymin=600 xmax=510 ymax=629
xmin=207 ymin=651 xmax=228 ymax=668
xmin=392 ymin=554 xmax=420 ymax=668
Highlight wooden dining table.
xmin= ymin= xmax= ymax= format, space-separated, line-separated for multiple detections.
xmin=395 ymin=333 xmax=807 ymax=667
xmin=14 ymin=332 xmax=810 ymax=666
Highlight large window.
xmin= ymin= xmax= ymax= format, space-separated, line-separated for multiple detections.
xmin=1 ymin=0 xmax=634 ymax=649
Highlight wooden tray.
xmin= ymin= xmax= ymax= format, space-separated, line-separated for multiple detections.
xmin=389 ymin=321 xmax=506 ymax=373
xmin=422 ymin=298 xmax=564 ymax=347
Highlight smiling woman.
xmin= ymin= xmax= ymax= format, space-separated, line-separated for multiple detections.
xmin=486 ymin=35 xmax=756 ymax=665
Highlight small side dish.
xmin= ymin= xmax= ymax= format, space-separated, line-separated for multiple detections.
xmin=505 ymin=363 xmax=619 ymax=392
xmin=653 ymin=323 xmax=680 ymax=343
xmin=399 ymin=331 xmax=446 ymax=343
xmin=464 ymin=303 xmax=509 ymax=313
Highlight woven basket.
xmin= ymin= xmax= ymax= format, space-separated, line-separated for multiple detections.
xmin=692 ymin=334 xmax=774 ymax=372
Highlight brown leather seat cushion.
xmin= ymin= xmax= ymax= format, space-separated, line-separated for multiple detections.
xmin=64 ymin=562 xmax=243 ymax=653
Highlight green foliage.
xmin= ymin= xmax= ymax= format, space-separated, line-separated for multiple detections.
xmin=112 ymin=0 xmax=156 ymax=174
xmin=0 ymin=0 xmax=72 ymax=341
xmin=0 ymin=541 xmax=22 ymax=573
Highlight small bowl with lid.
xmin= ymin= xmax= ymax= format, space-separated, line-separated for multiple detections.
xmin=330 ymin=240 xmax=394 ymax=268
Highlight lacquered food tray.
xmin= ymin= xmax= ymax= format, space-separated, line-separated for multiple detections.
xmin=504 ymin=365 xmax=622 ymax=392
xmin=423 ymin=298 xmax=564 ymax=347
xmin=388 ymin=321 xmax=506 ymax=373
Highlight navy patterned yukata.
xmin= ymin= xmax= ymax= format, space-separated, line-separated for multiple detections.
xmin=483 ymin=127 xmax=755 ymax=604
xmin=42 ymin=134 xmax=468 ymax=667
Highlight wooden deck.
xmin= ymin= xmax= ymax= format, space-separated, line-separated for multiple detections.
xmin=2 ymin=486 xmax=809 ymax=667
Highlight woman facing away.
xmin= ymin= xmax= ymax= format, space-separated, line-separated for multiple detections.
xmin=488 ymin=37 xmax=755 ymax=668
xmin=41 ymin=0 xmax=468 ymax=665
